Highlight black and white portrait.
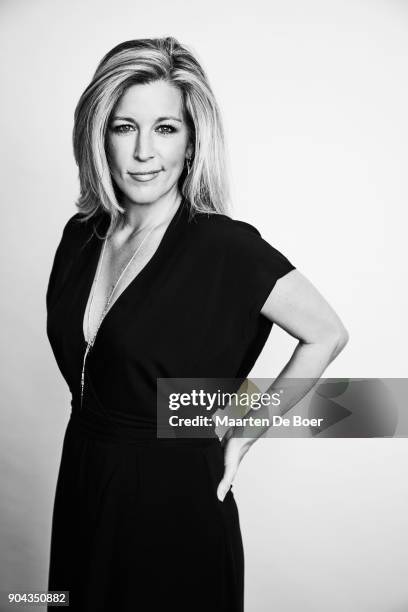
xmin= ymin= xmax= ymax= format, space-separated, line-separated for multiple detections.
xmin=1 ymin=1 xmax=407 ymax=611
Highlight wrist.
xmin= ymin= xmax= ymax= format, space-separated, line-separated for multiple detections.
xmin=227 ymin=432 xmax=254 ymax=452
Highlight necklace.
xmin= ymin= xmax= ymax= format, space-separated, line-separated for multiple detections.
xmin=80 ymin=218 xmax=163 ymax=409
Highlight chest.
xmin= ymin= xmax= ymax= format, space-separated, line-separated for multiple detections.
xmin=83 ymin=230 xmax=167 ymax=344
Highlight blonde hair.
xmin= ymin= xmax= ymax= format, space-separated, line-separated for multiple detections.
xmin=73 ymin=37 xmax=230 ymax=234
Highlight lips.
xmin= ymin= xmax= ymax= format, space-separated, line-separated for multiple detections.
xmin=128 ymin=170 xmax=162 ymax=182
xmin=130 ymin=171 xmax=161 ymax=175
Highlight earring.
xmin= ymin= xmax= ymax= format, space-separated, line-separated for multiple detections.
xmin=186 ymin=157 xmax=191 ymax=174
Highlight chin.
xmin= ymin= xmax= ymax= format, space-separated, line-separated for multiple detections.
xmin=121 ymin=187 xmax=165 ymax=206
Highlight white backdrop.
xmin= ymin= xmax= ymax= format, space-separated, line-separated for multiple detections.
xmin=1 ymin=0 xmax=407 ymax=610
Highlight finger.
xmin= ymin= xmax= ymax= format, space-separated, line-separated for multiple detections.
xmin=217 ymin=467 xmax=236 ymax=501
xmin=217 ymin=479 xmax=232 ymax=502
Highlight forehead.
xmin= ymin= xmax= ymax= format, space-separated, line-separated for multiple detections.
xmin=114 ymin=80 xmax=184 ymax=119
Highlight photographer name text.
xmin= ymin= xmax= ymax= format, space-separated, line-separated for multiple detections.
xmin=168 ymin=415 xmax=324 ymax=428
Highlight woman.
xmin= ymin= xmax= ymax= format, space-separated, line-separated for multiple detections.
xmin=46 ymin=37 xmax=348 ymax=611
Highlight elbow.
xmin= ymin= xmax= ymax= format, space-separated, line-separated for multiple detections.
xmin=299 ymin=322 xmax=350 ymax=359
xmin=327 ymin=326 xmax=350 ymax=359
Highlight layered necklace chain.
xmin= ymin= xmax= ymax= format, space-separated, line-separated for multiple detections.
xmin=80 ymin=219 xmax=160 ymax=409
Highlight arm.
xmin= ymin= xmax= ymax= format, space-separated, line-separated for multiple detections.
xmin=260 ymin=268 xmax=349 ymax=372
xmin=217 ymin=269 xmax=349 ymax=500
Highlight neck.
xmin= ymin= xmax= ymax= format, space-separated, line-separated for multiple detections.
xmin=118 ymin=190 xmax=182 ymax=235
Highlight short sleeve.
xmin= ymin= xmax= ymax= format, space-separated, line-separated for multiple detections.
xmin=224 ymin=219 xmax=296 ymax=322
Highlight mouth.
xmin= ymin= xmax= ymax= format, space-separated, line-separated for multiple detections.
xmin=128 ymin=170 xmax=162 ymax=183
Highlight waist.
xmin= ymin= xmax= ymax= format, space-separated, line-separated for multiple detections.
xmin=68 ymin=406 xmax=220 ymax=447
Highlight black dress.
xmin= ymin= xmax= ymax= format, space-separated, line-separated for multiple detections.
xmin=46 ymin=196 xmax=296 ymax=611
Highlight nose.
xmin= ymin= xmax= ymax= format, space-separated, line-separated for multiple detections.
xmin=133 ymin=129 xmax=154 ymax=161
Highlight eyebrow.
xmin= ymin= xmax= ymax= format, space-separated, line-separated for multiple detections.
xmin=111 ymin=115 xmax=183 ymax=123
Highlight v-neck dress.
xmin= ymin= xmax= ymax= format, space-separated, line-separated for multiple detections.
xmin=46 ymin=196 xmax=296 ymax=611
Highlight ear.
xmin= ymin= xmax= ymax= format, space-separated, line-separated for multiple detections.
xmin=186 ymin=141 xmax=194 ymax=160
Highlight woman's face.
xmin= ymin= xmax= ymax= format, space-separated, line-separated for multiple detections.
xmin=106 ymin=80 xmax=193 ymax=207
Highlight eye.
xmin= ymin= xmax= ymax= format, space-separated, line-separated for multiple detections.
xmin=111 ymin=124 xmax=135 ymax=134
xmin=156 ymin=124 xmax=177 ymax=135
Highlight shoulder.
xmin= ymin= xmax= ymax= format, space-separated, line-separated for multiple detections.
xmin=61 ymin=212 xmax=93 ymax=237
xmin=186 ymin=209 xmax=296 ymax=271
xmin=188 ymin=210 xmax=259 ymax=232
xmin=186 ymin=211 xmax=262 ymax=249
xmin=186 ymin=211 xmax=285 ymax=261
xmin=58 ymin=211 xmax=101 ymax=252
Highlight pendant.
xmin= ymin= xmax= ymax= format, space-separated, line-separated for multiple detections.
xmin=80 ymin=342 xmax=92 ymax=409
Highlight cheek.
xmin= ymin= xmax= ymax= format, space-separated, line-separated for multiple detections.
xmin=164 ymin=139 xmax=189 ymax=168
xmin=106 ymin=137 xmax=132 ymax=171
